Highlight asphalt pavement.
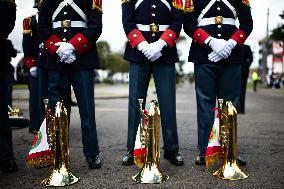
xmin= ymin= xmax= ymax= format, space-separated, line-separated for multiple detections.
xmin=1 ymin=83 xmax=284 ymax=189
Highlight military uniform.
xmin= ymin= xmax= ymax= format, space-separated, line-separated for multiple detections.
xmin=0 ymin=0 xmax=18 ymax=173
xmin=122 ymin=0 xmax=184 ymax=166
xmin=38 ymin=0 xmax=102 ymax=168
xmin=22 ymin=14 xmax=41 ymax=133
xmin=184 ymin=0 xmax=253 ymax=161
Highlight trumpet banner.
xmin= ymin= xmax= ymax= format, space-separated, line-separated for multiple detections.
xmin=25 ymin=118 xmax=53 ymax=168
xmin=205 ymin=107 xmax=223 ymax=168
xmin=134 ymin=109 xmax=148 ymax=168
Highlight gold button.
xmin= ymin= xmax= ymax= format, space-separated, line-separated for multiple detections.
xmin=152 ymin=13 xmax=155 ymax=16
xmin=78 ymin=37 xmax=82 ymax=41
xmin=217 ymin=25 xmax=221 ymax=28
xmin=152 ymin=5 xmax=156 ymax=8
xmin=49 ymin=42 xmax=53 ymax=45
xmin=84 ymin=44 xmax=87 ymax=47
xmin=152 ymin=33 xmax=156 ymax=37
xmin=240 ymin=34 xmax=244 ymax=38
xmin=64 ymin=12 xmax=67 ymax=15
xmin=32 ymin=60 xmax=35 ymax=62
xmin=197 ymin=33 xmax=201 ymax=37
xmin=169 ymin=33 xmax=173 ymax=37
xmin=217 ymin=7 xmax=221 ymax=11
xmin=217 ymin=34 xmax=222 ymax=37
xmin=63 ymin=38 xmax=66 ymax=42
xmin=133 ymin=34 xmax=137 ymax=37
xmin=64 ymin=29 xmax=67 ymax=32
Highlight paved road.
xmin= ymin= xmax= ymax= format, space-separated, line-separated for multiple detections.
xmin=1 ymin=83 xmax=284 ymax=189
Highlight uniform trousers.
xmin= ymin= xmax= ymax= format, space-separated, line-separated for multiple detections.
xmin=127 ymin=62 xmax=179 ymax=152
xmin=28 ymin=73 xmax=40 ymax=130
xmin=0 ymin=70 xmax=13 ymax=161
xmin=48 ymin=69 xmax=99 ymax=157
xmin=194 ymin=63 xmax=241 ymax=154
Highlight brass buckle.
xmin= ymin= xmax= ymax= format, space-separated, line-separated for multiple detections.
xmin=61 ymin=20 xmax=71 ymax=28
xmin=215 ymin=16 xmax=223 ymax=24
xmin=150 ymin=23 xmax=159 ymax=33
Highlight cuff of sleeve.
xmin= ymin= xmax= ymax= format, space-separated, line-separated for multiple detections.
xmin=230 ymin=29 xmax=248 ymax=46
xmin=45 ymin=34 xmax=62 ymax=55
xmin=160 ymin=29 xmax=177 ymax=48
xmin=127 ymin=29 xmax=146 ymax=48
xmin=24 ymin=57 xmax=37 ymax=69
xmin=192 ymin=28 xmax=210 ymax=46
xmin=69 ymin=33 xmax=91 ymax=55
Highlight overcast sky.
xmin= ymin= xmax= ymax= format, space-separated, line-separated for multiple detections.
xmin=9 ymin=0 xmax=284 ymax=70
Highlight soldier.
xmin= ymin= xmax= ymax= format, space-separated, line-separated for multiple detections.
xmin=121 ymin=0 xmax=184 ymax=166
xmin=0 ymin=0 xmax=18 ymax=173
xmin=38 ymin=0 xmax=103 ymax=169
xmin=22 ymin=3 xmax=41 ymax=134
xmin=184 ymin=0 xmax=253 ymax=165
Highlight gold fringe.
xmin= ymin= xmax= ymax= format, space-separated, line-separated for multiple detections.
xmin=26 ymin=153 xmax=54 ymax=168
xmin=23 ymin=30 xmax=32 ymax=35
xmin=205 ymin=152 xmax=220 ymax=169
xmin=134 ymin=154 xmax=145 ymax=169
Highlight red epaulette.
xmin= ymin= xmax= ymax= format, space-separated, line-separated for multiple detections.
xmin=23 ymin=17 xmax=32 ymax=35
xmin=184 ymin=0 xmax=194 ymax=13
xmin=92 ymin=0 xmax=102 ymax=13
xmin=172 ymin=0 xmax=183 ymax=10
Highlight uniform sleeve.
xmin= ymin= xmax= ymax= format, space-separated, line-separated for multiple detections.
xmin=160 ymin=0 xmax=184 ymax=48
xmin=121 ymin=0 xmax=146 ymax=48
xmin=183 ymin=0 xmax=210 ymax=46
xmin=230 ymin=0 xmax=253 ymax=46
xmin=22 ymin=17 xmax=38 ymax=68
xmin=69 ymin=0 xmax=103 ymax=55
xmin=0 ymin=1 xmax=16 ymax=39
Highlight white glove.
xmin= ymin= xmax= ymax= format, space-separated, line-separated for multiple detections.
xmin=61 ymin=52 xmax=76 ymax=64
xmin=145 ymin=39 xmax=167 ymax=61
xmin=55 ymin=42 xmax=75 ymax=57
xmin=208 ymin=51 xmax=223 ymax=62
xmin=149 ymin=52 xmax=162 ymax=62
xmin=137 ymin=41 xmax=150 ymax=54
xmin=208 ymin=37 xmax=230 ymax=58
xmin=29 ymin=67 xmax=38 ymax=77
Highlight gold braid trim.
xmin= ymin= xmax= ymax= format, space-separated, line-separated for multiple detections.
xmin=205 ymin=152 xmax=221 ymax=169
xmin=242 ymin=0 xmax=250 ymax=7
xmin=25 ymin=153 xmax=54 ymax=168
xmin=92 ymin=0 xmax=103 ymax=13
xmin=184 ymin=0 xmax=194 ymax=13
xmin=121 ymin=0 xmax=131 ymax=4
xmin=172 ymin=0 xmax=184 ymax=11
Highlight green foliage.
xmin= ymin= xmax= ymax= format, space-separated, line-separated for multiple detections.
xmin=270 ymin=10 xmax=284 ymax=41
xmin=96 ymin=40 xmax=129 ymax=73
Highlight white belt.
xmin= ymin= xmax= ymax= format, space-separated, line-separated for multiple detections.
xmin=198 ymin=17 xmax=235 ymax=26
xmin=53 ymin=20 xmax=87 ymax=28
xmin=136 ymin=24 xmax=169 ymax=32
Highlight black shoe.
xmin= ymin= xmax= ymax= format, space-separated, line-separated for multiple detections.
xmin=29 ymin=128 xmax=38 ymax=134
xmin=86 ymin=155 xmax=101 ymax=169
xmin=0 ymin=159 xmax=19 ymax=173
xmin=237 ymin=156 xmax=247 ymax=166
xmin=164 ymin=151 xmax=184 ymax=166
xmin=122 ymin=150 xmax=134 ymax=166
xmin=195 ymin=154 xmax=206 ymax=165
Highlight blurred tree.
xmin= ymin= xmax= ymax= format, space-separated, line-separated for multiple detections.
xmin=270 ymin=10 xmax=284 ymax=41
xmin=96 ymin=40 xmax=128 ymax=73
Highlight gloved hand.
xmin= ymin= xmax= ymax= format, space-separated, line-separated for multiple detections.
xmin=60 ymin=52 xmax=77 ymax=64
xmin=208 ymin=37 xmax=230 ymax=58
xmin=137 ymin=41 xmax=150 ymax=54
xmin=224 ymin=39 xmax=237 ymax=52
xmin=55 ymin=42 xmax=75 ymax=57
xmin=55 ymin=42 xmax=76 ymax=64
xmin=29 ymin=66 xmax=38 ymax=77
xmin=149 ymin=52 xmax=162 ymax=62
xmin=208 ymin=51 xmax=223 ymax=62
xmin=145 ymin=39 xmax=167 ymax=62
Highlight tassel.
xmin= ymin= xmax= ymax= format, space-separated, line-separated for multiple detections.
xmin=172 ymin=0 xmax=184 ymax=11
xmin=184 ymin=0 xmax=194 ymax=13
xmin=92 ymin=0 xmax=103 ymax=13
